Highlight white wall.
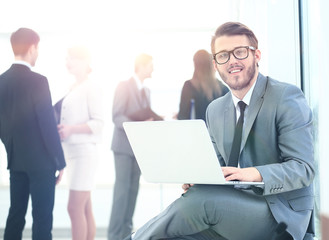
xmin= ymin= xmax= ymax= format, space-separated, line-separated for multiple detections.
xmin=312 ymin=0 xmax=329 ymax=219
xmin=234 ymin=0 xmax=301 ymax=86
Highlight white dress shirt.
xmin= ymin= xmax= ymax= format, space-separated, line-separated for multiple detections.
xmin=13 ymin=60 xmax=32 ymax=69
xmin=231 ymin=77 xmax=258 ymax=123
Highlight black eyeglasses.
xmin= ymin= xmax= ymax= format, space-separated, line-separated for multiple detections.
xmin=213 ymin=46 xmax=256 ymax=65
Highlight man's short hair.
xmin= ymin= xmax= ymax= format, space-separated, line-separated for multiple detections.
xmin=10 ymin=28 xmax=40 ymax=56
xmin=211 ymin=22 xmax=258 ymax=54
xmin=134 ymin=53 xmax=153 ymax=72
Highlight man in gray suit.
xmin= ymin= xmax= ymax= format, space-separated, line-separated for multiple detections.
xmin=108 ymin=54 xmax=163 ymax=240
xmin=124 ymin=22 xmax=315 ymax=240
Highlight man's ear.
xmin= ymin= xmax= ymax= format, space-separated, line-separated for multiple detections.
xmin=31 ymin=44 xmax=38 ymax=53
xmin=26 ymin=45 xmax=34 ymax=57
xmin=27 ymin=44 xmax=38 ymax=66
xmin=255 ymin=49 xmax=261 ymax=64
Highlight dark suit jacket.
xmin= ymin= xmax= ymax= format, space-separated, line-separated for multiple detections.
xmin=0 ymin=64 xmax=65 ymax=171
xmin=178 ymin=79 xmax=229 ymax=121
xmin=111 ymin=77 xmax=162 ymax=156
xmin=206 ymin=73 xmax=314 ymax=239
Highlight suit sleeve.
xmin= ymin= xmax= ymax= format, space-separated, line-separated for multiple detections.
xmin=33 ymin=77 xmax=66 ymax=170
xmin=255 ymin=84 xmax=315 ymax=195
xmin=86 ymin=83 xmax=104 ymax=134
xmin=112 ymin=82 xmax=132 ymax=130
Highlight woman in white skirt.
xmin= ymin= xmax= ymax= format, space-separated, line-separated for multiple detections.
xmin=56 ymin=46 xmax=103 ymax=240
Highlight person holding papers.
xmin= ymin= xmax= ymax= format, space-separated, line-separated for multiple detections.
xmin=123 ymin=22 xmax=315 ymax=240
xmin=108 ymin=53 xmax=163 ymax=240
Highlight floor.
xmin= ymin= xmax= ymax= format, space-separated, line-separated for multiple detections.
xmin=0 ymin=183 xmax=182 ymax=239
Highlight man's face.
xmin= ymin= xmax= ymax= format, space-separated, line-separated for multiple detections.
xmin=143 ymin=61 xmax=154 ymax=79
xmin=213 ymin=35 xmax=260 ymax=91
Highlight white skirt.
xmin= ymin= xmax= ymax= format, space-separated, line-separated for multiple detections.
xmin=62 ymin=143 xmax=98 ymax=191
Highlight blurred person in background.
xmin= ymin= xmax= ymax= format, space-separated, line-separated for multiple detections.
xmin=108 ymin=53 xmax=162 ymax=240
xmin=177 ymin=49 xmax=229 ymax=121
xmin=0 ymin=27 xmax=65 ymax=240
xmin=55 ymin=46 xmax=103 ymax=240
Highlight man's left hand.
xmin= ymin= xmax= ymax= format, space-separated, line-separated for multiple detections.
xmin=222 ymin=167 xmax=263 ymax=182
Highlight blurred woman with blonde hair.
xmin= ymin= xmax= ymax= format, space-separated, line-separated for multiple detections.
xmin=55 ymin=46 xmax=103 ymax=240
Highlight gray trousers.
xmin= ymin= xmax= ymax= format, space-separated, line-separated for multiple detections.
xmin=108 ymin=153 xmax=141 ymax=240
xmin=131 ymin=184 xmax=277 ymax=240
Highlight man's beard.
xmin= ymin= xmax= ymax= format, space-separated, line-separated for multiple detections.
xmin=219 ymin=60 xmax=257 ymax=91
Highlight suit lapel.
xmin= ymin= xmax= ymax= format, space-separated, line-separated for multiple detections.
xmin=240 ymin=74 xmax=268 ymax=150
xmin=223 ymin=96 xmax=235 ymax=165
xmin=129 ymin=77 xmax=150 ymax=108
xmin=129 ymin=78 xmax=143 ymax=107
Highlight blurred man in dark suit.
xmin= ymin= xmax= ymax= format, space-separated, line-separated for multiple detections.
xmin=0 ymin=28 xmax=66 ymax=240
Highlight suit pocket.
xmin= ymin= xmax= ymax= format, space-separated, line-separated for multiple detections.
xmin=288 ymin=195 xmax=314 ymax=212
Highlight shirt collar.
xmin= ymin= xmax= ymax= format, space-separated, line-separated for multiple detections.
xmin=231 ymin=77 xmax=258 ymax=108
xmin=13 ymin=60 xmax=32 ymax=70
xmin=133 ymin=74 xmax=144 ymax=90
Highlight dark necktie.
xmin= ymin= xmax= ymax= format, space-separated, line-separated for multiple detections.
xmin=228 ymin=101 xmax=247 ymax=167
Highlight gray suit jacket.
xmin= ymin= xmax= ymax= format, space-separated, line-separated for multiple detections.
xmin=206 ymin=73 xmax=314 ymax=239
xmin=111 ymin=77 xmax=152 ymax=156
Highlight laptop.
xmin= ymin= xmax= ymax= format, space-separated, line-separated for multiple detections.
xmin=123 ymin=120 xmax=264 ymax=187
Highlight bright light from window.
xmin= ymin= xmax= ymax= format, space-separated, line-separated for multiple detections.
xmin=0 ymin=0 xmax=235 ymax=185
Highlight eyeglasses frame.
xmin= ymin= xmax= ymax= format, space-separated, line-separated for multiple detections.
xmin=213 ymin=46 xmax=256 ymax=65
